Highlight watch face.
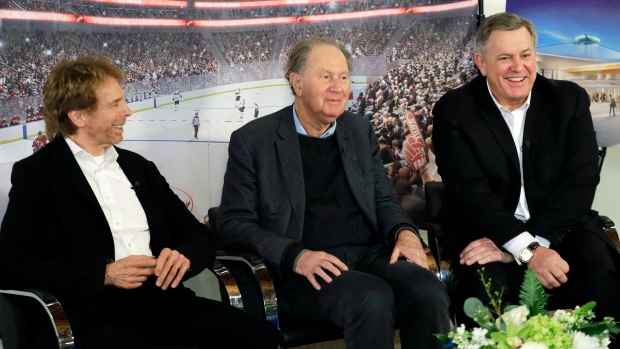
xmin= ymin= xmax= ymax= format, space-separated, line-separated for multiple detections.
xmin=520 ymin=249 xmax=533 ymax=263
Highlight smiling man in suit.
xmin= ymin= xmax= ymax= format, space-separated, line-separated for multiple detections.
xmin=0 ymin=55 xmax=279 ymax=349
xmin=218 ymin=37 xmax=450 ymax=349
xmin=432 ymin=12 xmax=620 ymax=341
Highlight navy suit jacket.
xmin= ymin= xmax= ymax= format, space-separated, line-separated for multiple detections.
xmin=0 ymin=137 xmax=214 ymax=332
xmin=218 ymin=105 xmax=417 ymax=277
xmin=432 ymin=74 xmax=605 ymax=253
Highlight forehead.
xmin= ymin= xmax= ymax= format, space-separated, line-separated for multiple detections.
xmin=305 ymin=45 xmax=349 ymax=73
xmin=94 ymin=76 xmax=124 ymax=103
xmin=487 ymin=27 xmax=534 ymax=53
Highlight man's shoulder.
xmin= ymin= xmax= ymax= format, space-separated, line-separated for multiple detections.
xmin=534 ymin=74 xmax=584 ymax=96
xmin=337 ymin=111 xmax=372 ymax=131
xmin=438 ymin=74 xmax=484 ymax=104
xmin=115 ymin=146 xmax=149 ymax=163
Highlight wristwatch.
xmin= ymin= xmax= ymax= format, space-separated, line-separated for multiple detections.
xmin=519 ymin=242 xmax=541 ymax=264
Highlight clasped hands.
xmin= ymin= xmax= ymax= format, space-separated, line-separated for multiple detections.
xmin=295 ymin=229 xmax=428 ymax=291
xmin=104 ymin=248 xmax=190 ymax=290
xmin=459 ymin=237 xmax=570 ymax=289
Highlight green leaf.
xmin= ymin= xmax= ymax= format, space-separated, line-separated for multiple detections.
xmin=433 ymin=334 xmax=451 ymax=344
xmin=497 ymin=342 xmax=512 ymax=349
xmin=464 ymin=297 xmax=490 ymax=319
xmin=579 ymin=322 xmax=620 ymax=336
xmin=518 ymin=269 xmax=549 ymax=316
xmin=518 ymin=325 xmax=532 ymax=340
xmin=491 ymin=332 xmax=507 ymax=344
xmin=506 ymin=322 xmax=517 ymax=337
xmin=573 ymin=301 xmax=596 ymax=319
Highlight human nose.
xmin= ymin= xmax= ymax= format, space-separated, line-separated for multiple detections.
xmin=121 ymin=102 xmax=133 ymax=117
xmin=329 ymin=78 xmax=344 ymax=92
xmin=510 ymin=57 xmax=524 ymax=72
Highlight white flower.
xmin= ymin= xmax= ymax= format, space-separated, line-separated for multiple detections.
xmin=520 ymin=342 xmax=549 ymax=349
xmin=471 ymin=327 xmax=488 ymax=341
xmin=500 ymin=305 xmax=530 ymax=329
xmin=571 ymin=331 xmax=607 ymax=349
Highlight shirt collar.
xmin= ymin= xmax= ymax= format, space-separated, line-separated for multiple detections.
xmin=486 ymin=80 xmax=531 ymax=113
xmin=292 ymin=103 xmax=337 ymax=139
xmin=65 ymin=137 xmax=119 ymax=166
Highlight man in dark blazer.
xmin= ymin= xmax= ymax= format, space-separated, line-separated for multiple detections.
xmin=432 ymin=12 xmax=620 ymax=338
xmin=0 ymin=56 xmax=279 ymax=349
xmin=218 ymin=37 xmax=450 ymax=349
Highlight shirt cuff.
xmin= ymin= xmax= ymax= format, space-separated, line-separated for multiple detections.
xmin=503 ymin=232 xmax=551 ymax=265
xmin=393 ymin=225 xmax=426 ymax=248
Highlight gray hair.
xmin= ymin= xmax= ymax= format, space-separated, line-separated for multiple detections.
xmin=284 ymin=37 xmax=353 ymax=96
xmin=475 ymin=12 xmax=538 ymax=58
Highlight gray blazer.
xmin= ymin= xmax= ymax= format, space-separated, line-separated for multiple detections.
xmin=218 ymin=105 xmax=416 ymax=277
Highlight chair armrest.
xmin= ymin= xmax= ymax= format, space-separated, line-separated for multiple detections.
xmin=601 ymin=215 xmax=615 ymax=229
xmin=0 ymin=288 xmax=74 ymax=348
xmin=420 ymin=222 xmax=452 ymax=284
xmin=214 ymin=251 xmax=279 ymax=328
xmin=601 ymin=215 xmax=619 ymax=253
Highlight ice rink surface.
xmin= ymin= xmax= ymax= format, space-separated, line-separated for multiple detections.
xmin=0 ymin=81 xmax=369 ymax=221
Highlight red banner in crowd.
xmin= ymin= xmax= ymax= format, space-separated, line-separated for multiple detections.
xmin=403 ymin=110 xmax=427 ymax=171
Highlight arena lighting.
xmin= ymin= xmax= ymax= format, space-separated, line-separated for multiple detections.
xmin=300 ymin=8 xmax=406 ymax=22
xmin=0 ymin=9 xmax=76 ymax=21
xmin=406 ymin=0 xmax=477 ymax=14
xmin=83 ymin=16 xmax=186 ymax=26
xmin=86 ymin=0 xmax=186 ymax=8
xmin=193 ymin=16 xmax=296 ymax=28
xmin=196 ymin=0 xmax=352 ymax=10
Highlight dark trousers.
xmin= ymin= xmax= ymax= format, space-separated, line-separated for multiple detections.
xmin=74 ymin=281 xmax=279 ymax=349
xmin=278 ymin=244 xmax=451 ymax=349
xmin=193 ymin=125 xmax=199 ymax=138
xmin=452 ymin=229 xmax=620 ymax=349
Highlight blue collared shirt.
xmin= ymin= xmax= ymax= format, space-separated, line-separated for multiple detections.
xmin=292 ymin=103 xmax=337 ymax=138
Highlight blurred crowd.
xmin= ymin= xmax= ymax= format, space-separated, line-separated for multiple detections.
xmin=212 ymin=29 xmax=277 ymax=64
xmin=353 ymin=15 xmax=477 ymax=221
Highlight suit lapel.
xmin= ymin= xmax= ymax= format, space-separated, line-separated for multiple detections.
xmin=336 ymin=115 xmax=368 ymax=215
xmin=475 ymin=77 xmax=521 ymax=171
xmin=276 ymin=107 xmax=305 ymax=233
xmin=116 ymin=150 xmax=167 ymax=253
xmin=51 ymin=138 xmax=107 ymax=221
xmin=522 ymin=79 xmax=548 ymax=171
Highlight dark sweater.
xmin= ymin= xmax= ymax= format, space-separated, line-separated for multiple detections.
xmin=280 ymin=133 xmax=377 ymax=272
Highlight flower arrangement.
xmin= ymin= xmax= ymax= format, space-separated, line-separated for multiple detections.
xmin=436 ymin=269 xmax=619 ymax=349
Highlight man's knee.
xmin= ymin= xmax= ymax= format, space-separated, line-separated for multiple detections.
xmin=344 ymin=276 xmax=395 ymax=322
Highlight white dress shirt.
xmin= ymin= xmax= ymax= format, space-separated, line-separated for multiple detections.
xmin=486 ymin=82 xmax=550 ymax=264
xmin=65 ymin=138 xmax=152 ymax=261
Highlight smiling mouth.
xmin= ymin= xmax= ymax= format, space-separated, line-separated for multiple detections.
xmin=112 ymin=125 xmax=124 ymax=129
xmin=506 ymin=77 xmax=525 ymax=82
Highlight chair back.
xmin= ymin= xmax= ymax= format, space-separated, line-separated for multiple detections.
xmin=425 ymin=181 xmax=446 ymax=223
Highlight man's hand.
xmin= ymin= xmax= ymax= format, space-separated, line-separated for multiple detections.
xmin=390 ymin=230 xmax=428 ymax=269
xmin=295 ymin=251 xmax=348 ymax=291
xmin=155 ymin=248 xmax=191 ymax=290
xmin=459 ymin=237 xmax=514 ymax=266
xmin=527 ymin=246 xmax=569 ymax=289
xmin=104 ymin=255 xmax=156 ymax=289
